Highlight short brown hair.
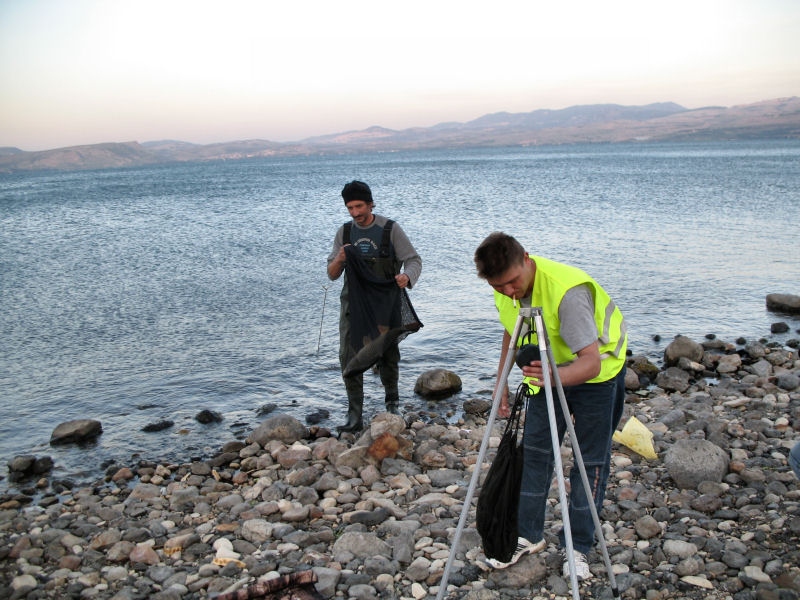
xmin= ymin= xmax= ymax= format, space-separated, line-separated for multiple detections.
xmin=474 ymin=232 xmax=526 ymax=279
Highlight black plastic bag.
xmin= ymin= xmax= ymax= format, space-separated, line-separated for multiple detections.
xmin=476 ymin=386 xmax=526 ymax=562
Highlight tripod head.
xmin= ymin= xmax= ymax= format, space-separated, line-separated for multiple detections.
xmin=515 ymin=306 xmax=542 ymax=368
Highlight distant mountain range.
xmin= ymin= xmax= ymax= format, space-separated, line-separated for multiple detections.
xmin=2 ymin=97 xmax=799 ymax=174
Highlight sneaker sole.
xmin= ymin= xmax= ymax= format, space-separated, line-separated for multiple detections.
xmin=485 ymin=539 xmax=546 ymax=569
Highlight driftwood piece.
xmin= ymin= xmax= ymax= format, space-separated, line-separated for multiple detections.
xmin=212 ymin=571 xmax=323 ymax=600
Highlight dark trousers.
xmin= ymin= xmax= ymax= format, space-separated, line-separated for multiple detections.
xmin=518 ymin=368 xmax=626 ymax=553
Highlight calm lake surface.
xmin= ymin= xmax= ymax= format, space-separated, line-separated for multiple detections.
xmin=1 ymin=140 xmax=799 ymax=491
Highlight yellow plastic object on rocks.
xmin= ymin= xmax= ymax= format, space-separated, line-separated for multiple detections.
xmin=613 ymin=416 xmax=658 ymax=460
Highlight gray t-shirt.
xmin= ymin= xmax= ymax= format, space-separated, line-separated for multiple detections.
xmin=521 ymin=284 xmax=596 ymax=355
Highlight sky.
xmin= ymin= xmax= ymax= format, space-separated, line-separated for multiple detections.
xmin=1 ymin=0 xmax=799 ymax=152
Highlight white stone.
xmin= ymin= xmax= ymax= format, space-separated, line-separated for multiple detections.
xmin=414 ymin=536 xmax=433 ymax=550
xmin=11 ymin=574 xmax=38 ymax=594
xmin=662 ymin=539 xmax=697 ymax=559
xmin=411 ymin=582 xmax=427 ymax=599
xmin=743 ymin=565 xmax=772 ymax=583
xmin=680 ymin=575 xmax=713 ymax=589
xmin=213 ymin=538 xmax=234 ymax=551
xmin=612 ymin=563 xmax=630 ymax=574
xmin=613 ymin=454 xmax=633 ymax=468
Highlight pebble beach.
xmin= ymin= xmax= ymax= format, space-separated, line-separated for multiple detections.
xmin=2 ymin=331 xmax=800 ymax=600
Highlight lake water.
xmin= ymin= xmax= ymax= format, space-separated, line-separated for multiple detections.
xmin=1 ymin=140 xmax=799 ymax=492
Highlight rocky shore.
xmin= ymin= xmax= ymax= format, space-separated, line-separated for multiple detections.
xmin=2 ymin=331 xmax=800 ymax=600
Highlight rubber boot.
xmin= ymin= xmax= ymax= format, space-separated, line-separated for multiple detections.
xmin=337 ymin=394 xmax=363 ymax=434
xmin=385 ymin=392 xmax=400 ymax=415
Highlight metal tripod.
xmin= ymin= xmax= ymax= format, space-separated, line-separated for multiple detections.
xmin=435 ymin=307 xmax=619 ymax=600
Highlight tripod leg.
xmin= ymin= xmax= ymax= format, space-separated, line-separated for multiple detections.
xmin=540 ymin=383 xmax=581 ymax=600
xmin=552 ymin=378 xmax=620 ymax=597
xmin=434 ymin=313 xmax=528 ymax=600
xmin=535 ymin=312 xmax=620 ymax=598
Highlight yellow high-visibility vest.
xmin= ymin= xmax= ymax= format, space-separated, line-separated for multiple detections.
xmin=495 ymin=255 xmax=627 ymax=385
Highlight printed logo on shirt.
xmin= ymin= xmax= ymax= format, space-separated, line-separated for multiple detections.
xmin=353 ymin=236 xmax=379 ymax=256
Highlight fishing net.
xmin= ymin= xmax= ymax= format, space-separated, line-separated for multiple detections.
xmin=342 ymin=244 xmax=422 ymax=377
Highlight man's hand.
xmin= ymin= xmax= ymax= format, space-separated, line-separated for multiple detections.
xmin=395 ymin=273 xmax=410 ymax=288
xmin=327 ymin=244 xmax=349 ymax=279
xmin=520 ymin=341 xmax=601 ymax=387
xmin=495 ymin=385 xmax=510 ymax=418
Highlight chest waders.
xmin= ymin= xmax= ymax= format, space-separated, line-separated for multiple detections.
xmin=337 ymin=220 xmax=401 ymax=434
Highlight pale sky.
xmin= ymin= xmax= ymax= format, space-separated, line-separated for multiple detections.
xmin=1 ymin=0 xmax=799 ymax=151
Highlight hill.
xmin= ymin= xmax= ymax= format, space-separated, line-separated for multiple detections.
xmin=1 ymin=97 xmax=799 ymax=174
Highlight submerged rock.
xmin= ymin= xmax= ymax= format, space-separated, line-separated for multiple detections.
xmin=766 ymin=292 xmax=800 ymax=314
xmin=49 ymin=418 xmax=102 ymax=445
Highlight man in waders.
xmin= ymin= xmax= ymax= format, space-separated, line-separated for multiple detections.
xmin=327 ymin=181 xmax=422 ymax=433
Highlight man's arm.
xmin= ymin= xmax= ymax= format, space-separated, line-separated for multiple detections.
xmin=327 ymin=245 xmax=347 ymax=280
xmin=326 ymin=227 xmax=346 ymax=281
xmin=390 ymin=222 xmax=422 ymax=287
xmin=495 ymin=330 xmax=513 ymax=418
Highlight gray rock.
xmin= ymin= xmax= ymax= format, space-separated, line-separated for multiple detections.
xmin=312 ymin=566 xmax=341 ymax=598
xmin=49 ymin=419 xmax=102 ymax=445
xmin=332 ymin=532 xmax=391 ymax=559
xmin=250 ymin=414 xmax=307 ymax=446
xmin=364 ymin=555 xmax=396 ymax=576
xmin=405 ymin=556 xmax=432 ymax=581
xmin=634 ymin=515 xmax=662 ymax=539
xmin=414 ymin=368 xmax=463 ymax=398
xmin=772 ymin=321 xmax=790 ymax=333
xmin=627 ymin=354 xmax=661 ymax=380
xmin=655 ymin=367 xmax=691 ymax=392
xmin=664 ymin=438 xmax=729 ymax=489
xmin=241 ymin=519 xmax=272 ymax=543
xmin=715 ymin=353 xmax=742 ymax=374
xmin=664 ymin=335 xmax=704 ymax=366
xmin=747 ymin=358 xmax=773 ymax=378
xmin=662 ymin=539 xmax=698 ymax=559
xmin=625 ymin=368 xmax=642 ymax=390
xmin=774 ymin=373 xmax=800 ymax=391
xmin=463 ymin=398 xmax=491 ymax=415
xmin=766 ymin=293 xmax=800 ymax=314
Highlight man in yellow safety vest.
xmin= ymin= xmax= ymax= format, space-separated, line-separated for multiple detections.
xmin=474 ymin=232 xmax=627 ymax=581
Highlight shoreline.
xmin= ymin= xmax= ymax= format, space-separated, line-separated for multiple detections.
xmin=2 ymin=332 xmax=800 ymax=600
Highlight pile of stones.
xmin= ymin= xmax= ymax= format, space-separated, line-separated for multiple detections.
xmin=1 ymin=330 xmax=800 ymax=600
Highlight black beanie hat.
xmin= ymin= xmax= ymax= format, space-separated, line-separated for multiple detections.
xmin=341 ymin=180 xmax=373 ymax=204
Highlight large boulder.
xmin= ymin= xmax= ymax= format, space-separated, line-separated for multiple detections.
xmin=664 ymin=439 xmax=729 ymax=489
xmin=414 ymin=369 xmax=462 ymax=399
xmin=664 ymin=335 xmax=704 ymax=367
xmin=250 ymin=414 xmax=307 ymax=446
xmin=766 ymin=293 xmax=800 ymax=314
xmin=50 ymin=419 xmax=102 ymax=445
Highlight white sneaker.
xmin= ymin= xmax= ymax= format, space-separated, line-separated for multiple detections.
xmin=485 ymin=537 xmax=546 ymax=569
xmin=562 ymin=549 xmax=592 ymax=581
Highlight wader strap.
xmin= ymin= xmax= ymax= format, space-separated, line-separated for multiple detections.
xmin=343 ymin=221 xmax=352 ymax=244
xmin=379 ymin=220 xmax=394 ymax=258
